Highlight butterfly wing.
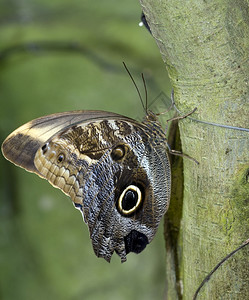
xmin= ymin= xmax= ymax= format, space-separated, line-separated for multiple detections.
xmin=2 ymin=111 xmax=171 ymax=262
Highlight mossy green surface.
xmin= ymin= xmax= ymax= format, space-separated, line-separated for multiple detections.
xmin=140 ymin=0 xmax=249 ymax=299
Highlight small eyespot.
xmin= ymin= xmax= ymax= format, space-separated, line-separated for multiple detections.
xmin=57 ymin=153 xmax=65 ymax=163
xmin=111 ymin=145 xmax=126 ymax=161
xmin=41 ymin=143 xmax=48 ymax=154
xmin=117 ymin=185 xmax=143 ymax=216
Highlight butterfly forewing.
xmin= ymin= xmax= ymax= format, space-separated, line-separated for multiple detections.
xmin=1 ymin=111 xmax=128 ymax=173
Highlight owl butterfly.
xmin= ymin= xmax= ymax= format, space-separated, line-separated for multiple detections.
xmin=1 ymin=73 xmax=171 ymax=263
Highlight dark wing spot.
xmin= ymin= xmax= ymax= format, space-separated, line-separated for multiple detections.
xmin=124 ymin=230 xmax=148 ymax=254
xmin=57 ymin=153 xmax=65 ymax=163
xmin=121 ymin=190 xmax=138 ymax=211
xmin=42 ymin=143 xmax=48 ymax=154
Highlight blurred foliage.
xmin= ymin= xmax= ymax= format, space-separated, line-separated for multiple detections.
xmin=0 ymin=0 xmax=171 ymax=299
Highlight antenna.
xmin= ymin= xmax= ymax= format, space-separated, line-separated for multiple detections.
xmin=141 ymin=73 xmax=148 ymax=113
xmin=122 ymin=62 xmax=147 ymax=114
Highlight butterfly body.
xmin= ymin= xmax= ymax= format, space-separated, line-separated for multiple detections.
xmin=2 ymin=110 xmax=171 ymax=262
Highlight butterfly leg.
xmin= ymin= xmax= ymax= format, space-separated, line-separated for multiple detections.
xmin=166 ymin=142 xmax=199 ymax=164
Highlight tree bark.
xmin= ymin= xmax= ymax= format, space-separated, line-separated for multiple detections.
xmin=139 ymin=1 xmax=249 ymax=299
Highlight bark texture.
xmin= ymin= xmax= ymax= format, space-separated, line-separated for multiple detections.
xmin=139 ymin=1 xmax=249 ymax=299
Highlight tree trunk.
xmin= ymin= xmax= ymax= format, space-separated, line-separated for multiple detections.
xmin=139 ymin=1 xmax=249 ymax=299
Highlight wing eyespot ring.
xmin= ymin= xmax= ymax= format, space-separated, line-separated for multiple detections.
xmin=117 ymin=185 xmax=143 ymax=216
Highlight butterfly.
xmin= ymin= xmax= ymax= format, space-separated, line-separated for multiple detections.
xmin=1 ymin=108 xmax=171 ymax=262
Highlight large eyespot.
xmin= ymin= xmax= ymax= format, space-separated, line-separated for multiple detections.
xmin=57 ymin=153 xmax=65 ymax=163
xmin=111 ymin=145 xmax=126 ymax=161
xmin=117 ymin=185 xmax=143 ymax=216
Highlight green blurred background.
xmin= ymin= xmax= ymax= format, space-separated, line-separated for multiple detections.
xmin=0 ymin=1 xmax=171 ymax=299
